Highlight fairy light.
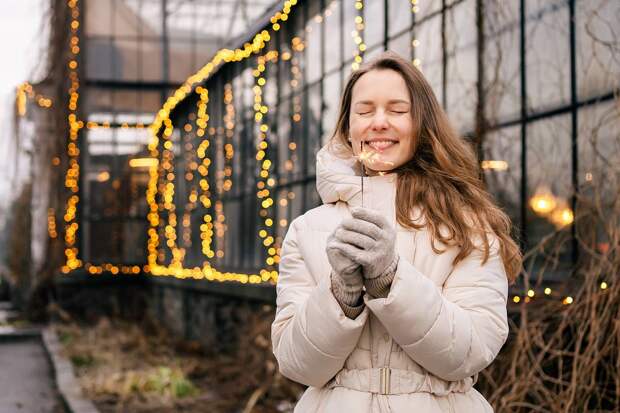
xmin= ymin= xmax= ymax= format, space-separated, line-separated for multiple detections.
xmin=223 ymin=82 xmax=235 ymax=192
xmin=351 ymin=1 xmax=365 ymax=70
xmin=529 ymin=187 xmax=557 ymax=215
xmin=47 ymin=208 xmax=58 ymax=239
xmin=252 ymin=52 xmax=280 ymax=280
xmin=181 ymin=119 xmax=198 ymax=249
xmin=141 ymin=3 xmax=297 ymax=284
xmin=549 ymin=204 xmax=574 ymax=229
xmin=481 ymin=160 xmax=509 ymax=171
xmin=61 ymin=0 xmax=83 ymax=274
xmin=194 ymin=87 xmax=215 ymax=261
xmin=46 ymin=0 xmax=593 ymax=298
xmin=15 ymin=82 xmax=53 ymax=117
xmin=411 ymin=1 xmax=421 ymax=67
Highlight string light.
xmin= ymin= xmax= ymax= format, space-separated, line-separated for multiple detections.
xmin=194 ymin=87 xmax=215 ymax=260
xmin=49 ymin=0 xmax=591 ymax=298
xmin=47 ymin=208 xmax=57 ymax=239
xmin=15 ymin=82 xmax=53 ymax=116
xmin=529 ymin=186 xmax=574 ymax=228
xmin=351 ymin=1 xmax=365 ymax=70
xmin=142 ymin=1 xmax=296 ymax=283
xmin=61 ymin=0 xmax=83 ymax=274
xmin=253 ymin=52 xmax=280 ymax=280
xmin=412 ymin=1 xmax=421 ymax=67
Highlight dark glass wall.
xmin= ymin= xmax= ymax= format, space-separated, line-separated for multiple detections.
xmin=151 ymin=0 xmax=619 ymax=281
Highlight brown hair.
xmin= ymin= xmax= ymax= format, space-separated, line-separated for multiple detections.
xmin=331 ymin=51 xmax=522 ymax=283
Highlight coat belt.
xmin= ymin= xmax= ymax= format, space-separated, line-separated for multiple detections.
xmin=327 ymin=367 xmax=476 ymax=397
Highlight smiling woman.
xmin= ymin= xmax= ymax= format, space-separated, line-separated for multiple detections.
xmin=271 ymin=51 xmax=523 ymax=413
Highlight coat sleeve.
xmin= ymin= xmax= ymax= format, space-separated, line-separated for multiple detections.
xmin=271 ymin=216 xmax=369 ymax=388
xmin=365 ymin=235 xmax=509 ymax=382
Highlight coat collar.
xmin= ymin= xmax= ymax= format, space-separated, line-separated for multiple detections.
xmin=315 ymin=142 xmax=398 ymax=214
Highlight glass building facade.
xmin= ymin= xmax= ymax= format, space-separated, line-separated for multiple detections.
xmin=72 ymin=0 xmax=618 ymax=284
xmin=76 ymin=0 xmax=274 ymax=266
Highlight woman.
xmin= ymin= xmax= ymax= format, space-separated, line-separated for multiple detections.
xmin=271 ymin=51 xmax=522 ymax=412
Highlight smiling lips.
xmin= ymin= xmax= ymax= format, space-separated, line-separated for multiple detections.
xmin=365 ymin=139 xmax=398 ymax=152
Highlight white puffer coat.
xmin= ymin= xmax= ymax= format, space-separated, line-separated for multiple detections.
xmin=271 ymin=144 xmax=509 ymax=412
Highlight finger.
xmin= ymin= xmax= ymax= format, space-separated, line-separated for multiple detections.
xmin=329 ymin=248 xmax=359 ymax=274
xmin=331 ymin=241 xmax=371 ymax=266
xmin=341 ymin=218 xmax=381 ymax=240
xmin=350 ymin=206 xmax=390 ymax=229
xmin=335 ymin=228 xmax=375 ymax=250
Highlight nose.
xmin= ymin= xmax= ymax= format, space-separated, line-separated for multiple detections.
xmin=370 ymin=109 xmax=389 ymax=131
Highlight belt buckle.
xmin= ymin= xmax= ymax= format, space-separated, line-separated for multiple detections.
xmin=380 ymin=367 xmax=391 ymax=395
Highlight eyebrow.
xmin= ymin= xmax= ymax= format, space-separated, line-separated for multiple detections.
xmin=354 ymin=99 xmax=410 ymax=106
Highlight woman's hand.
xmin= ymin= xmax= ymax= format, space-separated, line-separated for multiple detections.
xmin=336 ymin=206 xmax=399 ymax=281
xmin=326 ymin=231 xmax=364 ymax=310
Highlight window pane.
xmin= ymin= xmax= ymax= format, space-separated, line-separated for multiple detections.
xmin=483 ymin=125 xmax=522 ymax=233
xmin=307 ymin=83 xmax=322 ymax=175
xmin=577 ymin=101 xmax=620 ymax=257
xmin=445 ymin=0 xmax=477 ymax=133
xmin=322 ymin=71 xmax=341 ymax=146
xmin=484 ymin=0 xmax=521 ymax=124
xmin=388 ymin=0 xmax=412 ymax=37
xmin=86 ymin=38 xmax=118 ymax=80
xmin=169 ymin=41 xmax=195 ymax=83
xmin=576 ymin=0 xmax=620 ymax=101
xmin=526 ymin=115 xmax=573 ymax=279
xmin=525 ymin=0 xmax=570 ymax=113
xmin=364 ymin=0 xmax=385 ymax=49
xmin=388 ymin=32 xmax=411 ymax=60
xmin=578 ymin=101 xmax=620 ymax=208
xmin=277 ymin=99 xmax=293 ymax=183
xmin=343 ymin=0 xmax=359 ymax=62
xmin=416 ymin=15 xmax=443 ymax=102
xmin=324 ymin=0 xmax=342 ymax=74
xmin=306 ymin=0 xmax=323 ymax=84
xmin=141 ymin=39 xmax=164 ymax=82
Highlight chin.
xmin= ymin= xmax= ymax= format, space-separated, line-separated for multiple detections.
xmin=365 ymin=163 xmax=396 ymax=174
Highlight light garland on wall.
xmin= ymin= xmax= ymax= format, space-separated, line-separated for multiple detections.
xmin=61 ymin=0 xmax=83 ymax=274
xmin=181 ymin=116 xmax=198 ymax=249
xmin=411 ymin=0 xmax=421 ymax=67
xmin=351 ymin=1 xmax=365 ymax=70
xmin=60 ymin=0 xmax=140 ymax=276
xmin=194 ymin=87 xmax=215 ymax=262
xmin=16 ymin=82 xmax=53 ymax=116
xmin=144 ymin=1 xmax=297 ymax=283
xmin=253 ymin=51 xmax=280 ymax=281
xmin=50 ymin=0 xmax=603 ymax=300
xmin=211 ymin=83 xmax=236 ymax=259
xmin=223 ymin=82 xmax=235 ymax=193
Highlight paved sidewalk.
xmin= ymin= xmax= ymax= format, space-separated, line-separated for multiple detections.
xmin=0 ymin=302 xmax=66 ymax=413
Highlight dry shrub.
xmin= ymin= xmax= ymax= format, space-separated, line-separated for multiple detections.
xmin=479 ymin=164 xmax=620 ymax=412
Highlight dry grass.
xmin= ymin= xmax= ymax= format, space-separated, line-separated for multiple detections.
xmin=54 ymin=312 xmax=304 ymax=413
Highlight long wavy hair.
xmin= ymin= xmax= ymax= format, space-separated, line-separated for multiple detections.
xmin=330 ymin=51 xmax=522 ymax=283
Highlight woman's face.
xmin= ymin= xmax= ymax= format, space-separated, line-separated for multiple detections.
xmin=349 ymin=69 xmax=415 ymax=174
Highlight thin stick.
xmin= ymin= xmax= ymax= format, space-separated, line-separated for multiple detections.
xmin=360 ymin=140 xmax=365 ymax=207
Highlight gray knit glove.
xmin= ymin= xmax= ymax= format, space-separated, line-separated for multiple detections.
xmin=326 ymin=230 xmax=365 ymax=317
xmin=336 ymin=207 xmax=400 ymax=298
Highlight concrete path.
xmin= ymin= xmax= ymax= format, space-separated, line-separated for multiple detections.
xmin=0 ymin=302 xmax=66 ymax=413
